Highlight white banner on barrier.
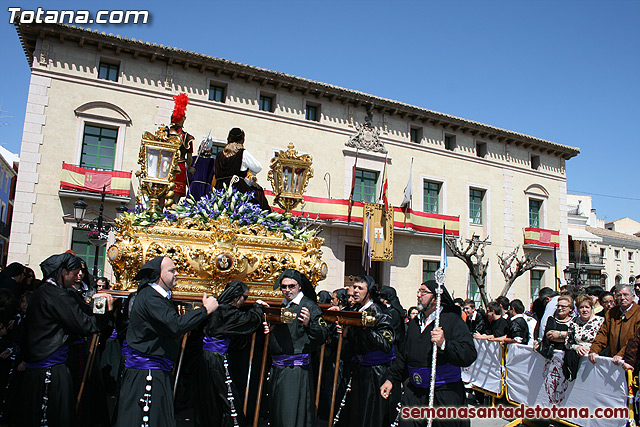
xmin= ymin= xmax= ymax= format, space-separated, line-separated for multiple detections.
xmin=461 ymin=338 xmax=503 ymax=395
xmin=505 ymin=344 xmax=628 ymax=427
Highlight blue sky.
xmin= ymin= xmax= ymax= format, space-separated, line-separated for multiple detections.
xmin=1 ymin=0 xmax=638 ymax=222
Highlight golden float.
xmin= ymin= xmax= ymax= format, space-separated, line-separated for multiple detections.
xmin=107 ymin=126 xmax=326 ymax=299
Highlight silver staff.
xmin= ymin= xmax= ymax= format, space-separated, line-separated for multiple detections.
xmin=427 ymin=266 xmax=446 ymax=427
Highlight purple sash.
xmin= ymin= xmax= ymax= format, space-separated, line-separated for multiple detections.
xmin=354 ymin=348 xmax=395 ymax=366
xmin=109 ymin=329 xmax=118 ymax=340
xmin=122 ymin=339 xmax=130 ymax=358
xmin=272 ymin=353 xmax=310 ymax=367
xmin=202 ymin=336 xmax=230 ymax=354
xmin=125 ymin=346 xmax=174 ymax=372
xmin=26 ymin=345 xmax=69 ymax=369
xmin=408 ymin=363 xmax=461 ymax=388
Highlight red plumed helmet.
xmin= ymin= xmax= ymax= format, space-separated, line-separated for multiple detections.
xmin=171 ymin=93 xmax=189 ymax=126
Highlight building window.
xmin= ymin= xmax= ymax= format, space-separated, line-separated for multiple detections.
xmin=80 ymin=124 xmax=117 ymax=170
xmin=209 ymin=84 xmax=226 ymax=102
xmin=423 ymin=260 xmax=440 ymax=282
xmin=305 ymin=104 xmax=319 ymax=121
xmin=529 ymin=199 xmax=542 ymax=227
xmin=469 ymin=188 xmax=484 ymax=225
xmin=71 ymin=229 xmax=105 ymax=275
xmin=476 ymin=142 xmax=488 ymax=158
xmin=615 ymin=249 xmax=621 ymax=260
xmin=531 ymin=154 xmax=541 ymax=170
xmin=615 ymin=274 xmax=622 ymax=285
xmin=629 ymin=252 xmax=634 ymax=262
xmin=410 ymin=127 xmax=422 ymax=143
xmin=530 ymin=270 xmax=543 ymax=300
xmin=469 ymin=275 xmax=482 ymax=307
xmin=423 ymin=181 xmax=440 ymax=214
xmin=211 ymin=144 xmax=225 ymax=158
xmin=444 ymin=134 xmax=456 ymax=151
xmin=98 ymin=61 xmax=119 ymax=82
xmin=0 ymin=203 xmax=5 ymax=223
xmin=259 ymin=94 xmax=274 ymax=112
xmin=600 ymin=248 xmax=606 ymax=258
xmin=354 ymin=169 xmax=378 ymax=203
xmin=3 ymin=174 xmax=7 ymax=193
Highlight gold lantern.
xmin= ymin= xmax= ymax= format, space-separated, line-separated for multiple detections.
xmin=136 ymin=127 xmax=182 ymax=212
xmin=267 ymin=143 xmax=313 ymax=213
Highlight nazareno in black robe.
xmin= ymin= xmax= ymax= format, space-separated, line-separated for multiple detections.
xmin=385 ymin=281 xmax=477 ymax=427
xmin=115 ymin=271 xmax=208 ymax=427
xmin=194 ymin=281 xmax=263 ymax=427
xmin=266 ymin=292 xmax=328 ymax=427
xmin=19 ymin=253 xmax=107 ymax=427
xmin=343 ymin=299 xmax=399 ymax=427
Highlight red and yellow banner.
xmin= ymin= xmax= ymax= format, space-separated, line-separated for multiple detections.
xmin=523 ymin=227 xmax=559 ymax=248
xmin=60 ymin=162 xmax=131 ymax=196
xmin=265 ymin=191 xmax=459 ymax=236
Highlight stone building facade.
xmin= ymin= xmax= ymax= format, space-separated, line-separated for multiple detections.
xmin=9 ymin=22 xmax=579 ymax=307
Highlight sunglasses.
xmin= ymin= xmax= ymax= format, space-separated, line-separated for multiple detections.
xmin=280 ymin=284 xmax=298 ymax=290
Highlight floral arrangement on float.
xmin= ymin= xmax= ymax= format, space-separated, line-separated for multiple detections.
xmin=126 ymin=185 xmax=318 ymax=242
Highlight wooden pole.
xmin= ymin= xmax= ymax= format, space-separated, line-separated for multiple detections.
xmin=243 ymin=332 xmax=257 ymax=416
xmin=327 ymin=333 xmax=343 ymax=426
xmin=173 ymin=332 xmax=190 ymax=401
xmin=314 ymin=344 xmax=326 ymax=416
xmin=253 ymin=332 xmax=270 ymax=427
xmin=76 ymin=333 xmax=100 ymax=412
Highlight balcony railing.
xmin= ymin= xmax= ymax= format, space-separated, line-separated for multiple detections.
xmin=569 ymin=253 xmax=604 ymax=266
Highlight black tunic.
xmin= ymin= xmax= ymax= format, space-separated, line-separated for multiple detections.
xmin=386 ymin=310 xmax=477 ymax=427
xmin=19 ymin=279 xmax=105 ymax=427
xmin=345 ymin=302 xmax=399 ymax=427
xmin=214 ymin=148 xmax=271 ymax=211
xmin=267 ymin=295 xmax=328 ymax=427
xmin=489 ymin=317 xmax=509 ymax=338
xmin=116 ymin=285 xmax=208 ymax=427
xmin=194 ymin=303 xmax=263 ymax=427
xmin=507 ymin=316 xmax=530 ymax=345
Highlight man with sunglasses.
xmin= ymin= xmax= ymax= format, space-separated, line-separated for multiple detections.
xmin=380 ymin=280 xmax=476 ymax=427
xmin=263 ymin=269 xmax=328 ymax=427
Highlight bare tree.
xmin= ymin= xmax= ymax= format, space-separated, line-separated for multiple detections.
xmin=445 ymin=234 xmax=491 ymax=308
xmin=497 ymin=245 xmax=544 ymax=297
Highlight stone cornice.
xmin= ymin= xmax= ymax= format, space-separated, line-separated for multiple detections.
xmin=15 ymin=22 xmax=580 ymax=160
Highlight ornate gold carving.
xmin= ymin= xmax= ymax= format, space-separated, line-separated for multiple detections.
xmin=362 ymin=312 xmax=377 ymax=327
xmin=109 ymin=211 xmax=325 ymax=299
xmin=281 ymin=307 xmax=297 ymax=324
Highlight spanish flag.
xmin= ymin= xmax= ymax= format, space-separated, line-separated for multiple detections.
xmin=60 ymin=162 xmax=131 ymax=196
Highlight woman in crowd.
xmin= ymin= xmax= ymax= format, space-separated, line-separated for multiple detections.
xmin=406 ymin=306 xmax=419 ymax=322
xmin=566 ymin=294 xmax=605 ymax=356
xmin=597 ymin=291 xmax=616 ymax=317
xmin=331 ymin=288 xmax=348 ymax=310
xmin=563 ymin=294 xmax=604 ymax=380
xmin=543 ymin=295 xmax=575 ymax=350
xmin=194 ymin=280 xmax=265 ymax=427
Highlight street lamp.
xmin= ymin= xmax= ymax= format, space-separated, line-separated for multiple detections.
xmin=74 ymin=186 xmax=124 ymax=277
xmin=563 ymin=264 xmax=589 ymax=289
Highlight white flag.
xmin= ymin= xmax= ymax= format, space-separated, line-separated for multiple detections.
xmin=400 ymin=160 xmax=413 ymax=209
